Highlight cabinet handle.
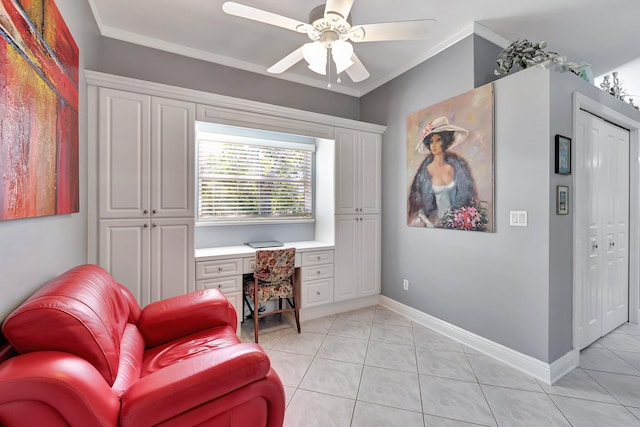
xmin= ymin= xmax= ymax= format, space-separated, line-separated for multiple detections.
xmin=316 ymin=291 xmax=321 ymax=296
xmin=143 ymin=223 xmax=149 ymax=228
xmin=359 ymin=208 xmax=363 ymax=212
xmin=316 ymin=256 xmax=321 ymax=260
xmin=143 ymin=209 xmax=148 ymax=214
xmin=592 ymin=243 xmax=598 ymax=250
xmin=316 ymin=270 xmax=321 ymax=275
xmin=152 ymin=223 xmax=157 ymax=228
xmin=152 ymin=209 xmax=157 ymax=214
xmin=218 ymin=267 xmax=223 ymax=272
xmin=610 ymin=242 xmax=616 ymax=248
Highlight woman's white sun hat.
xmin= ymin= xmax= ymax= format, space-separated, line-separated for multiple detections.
xmin=415 ymin=116 xmax=469 ymax=154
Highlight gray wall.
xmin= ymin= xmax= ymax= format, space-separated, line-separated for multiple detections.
xmin=0 ymin=0 xmax=101 ymax=318
xmin=95 ymin=38 xmax=360 ymax=121
xmin=361 ymin=38 xmax=555 ymax=362
xmin=361 ymin=33 xmax=640 ymax=363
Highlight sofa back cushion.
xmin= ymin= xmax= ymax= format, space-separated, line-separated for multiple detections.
xmin=2 ymin=264 xmax=133 ymax=385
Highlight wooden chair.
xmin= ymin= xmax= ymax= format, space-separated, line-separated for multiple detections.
xmin=243 ymin=248 xmax=301 ymax=343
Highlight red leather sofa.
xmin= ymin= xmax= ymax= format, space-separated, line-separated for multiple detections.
xmin=0 ymin=264 xmax=285 ymax=426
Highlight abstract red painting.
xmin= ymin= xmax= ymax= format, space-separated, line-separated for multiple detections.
xmin=0 ymin=0 xmax=79 ymax=220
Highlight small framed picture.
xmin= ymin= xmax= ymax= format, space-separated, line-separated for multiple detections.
xmin=557 ymin=185 xmax=569 ymax=215
xmin=555 ymin=135 xmax=571 ymax=174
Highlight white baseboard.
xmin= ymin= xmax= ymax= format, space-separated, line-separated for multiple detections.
xmin=300 ymin=295 xmax=379 ymax=322
xmin=378 ymin=295 xmax=579 ymax=385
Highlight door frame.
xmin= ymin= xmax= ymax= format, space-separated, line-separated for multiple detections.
xmin=573 ymin=92 xmax=640 ymax=352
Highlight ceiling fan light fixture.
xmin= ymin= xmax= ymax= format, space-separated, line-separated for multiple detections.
xmin=302 ymin=41 xmax=327 ymax=75
xmin=331 ymin=40 xmax=354 ymax=73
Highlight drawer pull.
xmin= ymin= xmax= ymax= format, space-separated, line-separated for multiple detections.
xmin=316 ymin=270 xmax=321 ymax=275
xmin=316 ymin=256 xmax=321 ymax=260
xmin=218 ymin=284 xmax=222 ymax=288
xmin=218 ymin=267 xmax=223 ymax=272
xmin=316 ymin=291 xmax=321 ymax=296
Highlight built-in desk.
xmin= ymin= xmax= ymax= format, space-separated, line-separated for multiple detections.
xmin=195 ymin=241 xmax=335 ymax=333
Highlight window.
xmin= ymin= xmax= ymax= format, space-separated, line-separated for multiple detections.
xmin=197 ymin=130 xmax=315 ymax=224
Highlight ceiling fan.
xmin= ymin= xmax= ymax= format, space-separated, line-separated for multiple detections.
xmin=222 ymin=0 xmax=436 ymax=84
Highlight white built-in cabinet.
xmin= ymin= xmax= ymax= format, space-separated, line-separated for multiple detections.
xmin=96 ymin=87 xmax=195 ymax=306
xmin=87 ymin=71 xmax=385 ymax=313
xmin=333 ymin=128 xmax=382 ymax=302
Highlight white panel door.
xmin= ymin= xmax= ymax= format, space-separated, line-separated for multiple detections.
xmin=357 ymin=215 xmax=381 ymax=296
xmin=149 ymin=218 xmax=195 ymax=303
xmin=335 ymin=129 xmax=359 ymax=214
xmin=359 ymin=132 xmax=381 ymax=214
xmin=98 ymin=88 xmax=151 ymax=219
xmin=151 ymin=97 xmax=195 ymax=218
xmin=602 ymin=126 xmax=630 ymax=334
xmin=576 ymin=110 xmax=630 ymax=349
xmin=334 ymin=215 xmax=358 ymax=301
xmin=99 ymin=219 xmax=151 ymax=305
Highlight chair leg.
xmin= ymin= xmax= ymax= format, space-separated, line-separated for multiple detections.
xmin=253 ymin=278 xmax=259 ymax=343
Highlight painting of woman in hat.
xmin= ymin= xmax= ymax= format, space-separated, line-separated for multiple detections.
xmin=408 ymin=117 xmax=478 ymax=227
xmin=406 ymin=84 xmax=494 ymax=231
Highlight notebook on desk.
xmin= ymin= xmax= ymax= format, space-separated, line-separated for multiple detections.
xmin=245 ymin=241 xmax=284 ymax=249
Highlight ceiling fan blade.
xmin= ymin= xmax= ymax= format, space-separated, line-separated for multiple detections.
xmin=350 ymin=19 xmax=437 ymax=42
xmin=344 ymin=53 xmax=369 ymax=82
xmin=267 ymin=46 xmax=305 ymax=74
xmin=222 ymin=2 xmax=311 ymax=33
xmin=324 ymin=0 xmax=355 ymax=21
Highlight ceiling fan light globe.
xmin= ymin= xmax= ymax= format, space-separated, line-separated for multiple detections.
xmin=332 ymin=40 xmax=354 ymax=73
xmin=308 ymin=62 xmax=327 ymax=75
xmin=303 ymin=42 xmax=327 ymax=75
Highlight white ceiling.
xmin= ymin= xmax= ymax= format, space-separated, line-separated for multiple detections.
xmin=88 ymin=0 xmax=640 ymax=98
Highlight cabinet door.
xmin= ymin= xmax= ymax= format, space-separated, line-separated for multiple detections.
xmin=151 ymin=97 xmax=195 ymax=218
xmin=98 ymin=88 xmax=151 ymax=218
xmin=335 ymin=129 xmax=381 ymax=215
xmin=333 ymin=216 xmax=358 ymax=301
xmin=358 ymin=215 xmax=381 ymax=296
xmin=99 ymin=219 xmax=151 ymax=306
xmin=359 ymin=132 xmax=381 ymax=214
xmin=150 ymin=218 xmax=195 ymax=303
xmin=335 ymin=128 xmax=359 ymax=214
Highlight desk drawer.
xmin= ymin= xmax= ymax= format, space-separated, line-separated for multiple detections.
xmin=302 ymin=278 xmax=333 ymax=308
xmin=301 ymin=250 xmax=333 ymax=266
xmin=301 ymin=263 xmax=333 ymax=281
xmin=196 ymin=259 xmax=242 ymax=279
xmin=196 ymin=276 xmax=242 ymax=293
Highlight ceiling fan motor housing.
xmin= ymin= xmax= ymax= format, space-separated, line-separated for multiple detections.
xmin=305 ymin=4 xmax=354 ymax=45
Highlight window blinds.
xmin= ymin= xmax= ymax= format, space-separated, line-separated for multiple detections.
xmin=198 ymin=136 xmax=313 ymax=223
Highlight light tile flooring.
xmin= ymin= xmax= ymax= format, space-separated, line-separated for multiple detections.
xmin=240 ymin=305 xmax=640 ymax=426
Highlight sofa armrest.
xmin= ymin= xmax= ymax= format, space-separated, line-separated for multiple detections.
xmin=138 ymin=288 xmax=237 ymax=347
xmin=120 ymin=343 xmax=270 ymax=426
xmin=0 ymin=352 xmax=120 ymax=427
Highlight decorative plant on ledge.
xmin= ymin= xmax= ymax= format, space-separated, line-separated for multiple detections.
xmin=494 ymin=39 xmax=584 ymax=76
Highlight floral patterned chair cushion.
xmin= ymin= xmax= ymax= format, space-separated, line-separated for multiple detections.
xmin=243 ymin=248 xmax=295 ymax=305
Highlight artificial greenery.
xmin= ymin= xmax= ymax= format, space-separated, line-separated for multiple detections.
xmin=494 ymin=39 xmax=583 ymax=76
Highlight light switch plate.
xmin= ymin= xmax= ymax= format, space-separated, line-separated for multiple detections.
xmin=510 ymin=210 xmax=528 ymax=226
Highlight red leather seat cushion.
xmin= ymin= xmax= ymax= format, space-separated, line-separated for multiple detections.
xmin=141 ymin=325 xmax=239 ymax=377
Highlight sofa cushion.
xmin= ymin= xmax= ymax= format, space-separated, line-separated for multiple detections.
xmin=2 ymin=264 xmax=132 ymax=385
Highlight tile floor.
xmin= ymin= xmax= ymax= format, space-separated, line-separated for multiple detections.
xmin=240 ymin=305 xmax=640 ymax=426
